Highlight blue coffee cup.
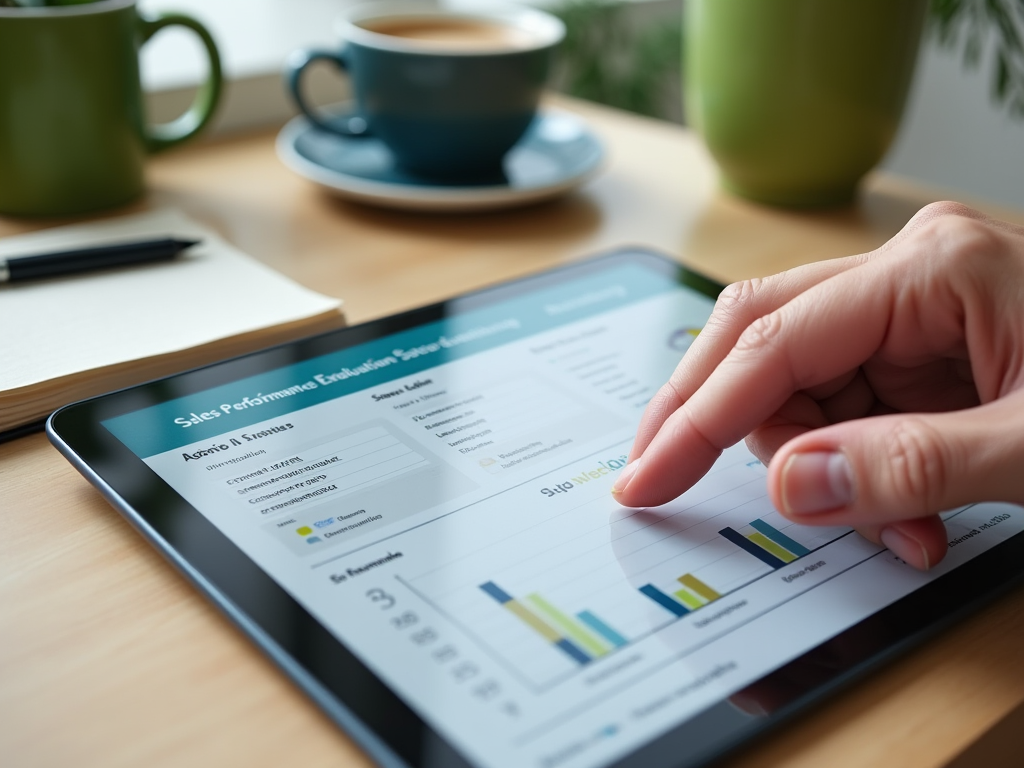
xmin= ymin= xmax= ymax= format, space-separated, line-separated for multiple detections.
xmin=285 ymin=2 xmax=564 ymax=181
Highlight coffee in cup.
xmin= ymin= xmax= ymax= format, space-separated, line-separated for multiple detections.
xmin=359 ymin=17 xmax=539 ymax=50
xmin=286 ymin=2 xmax=565 ymax=181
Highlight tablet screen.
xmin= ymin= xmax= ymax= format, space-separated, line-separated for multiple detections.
xmin=63 ymin=252 xmax=1024 ymax=768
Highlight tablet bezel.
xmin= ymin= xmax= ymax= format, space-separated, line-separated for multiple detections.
xmin=47 ymin=248 xmax=1024 ymax=768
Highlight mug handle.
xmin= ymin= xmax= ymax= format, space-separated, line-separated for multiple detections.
xmin=138 ymin=12 xmax=223 ymax=153
xmin=285 ymin=48 xmax=370 ymax=137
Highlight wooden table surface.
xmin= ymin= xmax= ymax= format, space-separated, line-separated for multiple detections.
xmin=4 ymin=97 xmax=1024 ymax=768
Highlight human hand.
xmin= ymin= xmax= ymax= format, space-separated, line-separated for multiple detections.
xmin=612 ymin=202 xmax=1024 ymax=569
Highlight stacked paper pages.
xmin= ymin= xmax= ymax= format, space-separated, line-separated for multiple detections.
xmin=0 ymin=209 xmax=345 ymax=435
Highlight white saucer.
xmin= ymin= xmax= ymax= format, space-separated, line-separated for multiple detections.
xmin=276 ymin=108 xmax=604 ymax=212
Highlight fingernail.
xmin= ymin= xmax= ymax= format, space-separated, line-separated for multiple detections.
xmin=781 ymin=451 xmax=854 ymax=515
xmin=881 ymin=526 xmax=930 ymax=570
xmin=611 ymin=459 xmax=640 ymax=496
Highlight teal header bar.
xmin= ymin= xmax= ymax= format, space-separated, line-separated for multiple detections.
xmin=104 ymin=263 xmax=677 ymax=457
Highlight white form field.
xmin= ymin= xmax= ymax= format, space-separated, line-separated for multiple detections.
xmin=226 ymin=425 xmax=429 ymax=518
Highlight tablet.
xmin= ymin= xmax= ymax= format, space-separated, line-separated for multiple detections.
xmin=49 ymin=249 xmax=1024 ymax=768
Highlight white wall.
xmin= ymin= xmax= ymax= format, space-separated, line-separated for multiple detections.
xmin=884 ymin=33 xmax=1024 ymax=209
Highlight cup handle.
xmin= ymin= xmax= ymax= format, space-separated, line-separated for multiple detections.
xmin=285 ymin=48 xmax=370 ymax=137
xmin=138 ymin=12 xmax=223 ymax=153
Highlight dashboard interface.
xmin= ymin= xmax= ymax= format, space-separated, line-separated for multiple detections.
xmin=100 ymin=258 xmax=1024 ymax=768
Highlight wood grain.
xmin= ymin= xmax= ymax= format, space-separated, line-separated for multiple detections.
xmin=3 ymin=96 xmax=1023 ymax=768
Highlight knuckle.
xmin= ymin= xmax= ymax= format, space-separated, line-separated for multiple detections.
xmin=735 ymin=311 xmax=785 ymax=355
xmin=917 ymin=200 xmax=982 ymax=222
xmin=913 ymin=211 xmax=1005 ymax=270
xmin=941 ymin=218 xmax=1002 ymax=262
xmin=884 ymin=418 xmax=951 ymax=513
xmin=715 ymin=278 xmax=765 ymax=318
xmin=659 ymin=377 xmax=688 ymax=409
xmin=879 ymin=202 xmax=982 ymax=256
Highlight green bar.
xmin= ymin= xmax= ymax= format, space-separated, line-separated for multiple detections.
xmin=527 ymin=594 xmax=608 ymax=657
xmin=673 ymin=588 xmax=704 ymax=610
xmin=678 ymin=574 xmax=721 ymax=602
xmin=747 ymin=532 xmax=797 ymax=563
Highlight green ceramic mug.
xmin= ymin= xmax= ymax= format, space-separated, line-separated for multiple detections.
xmin=685 ymin=0 xmax=927 ymax=207
xmin=0 ymin=0 xmax=222 ymax=216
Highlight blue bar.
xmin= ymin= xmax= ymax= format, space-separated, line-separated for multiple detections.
xmin=577 ymin=610 xmax=628 ymax=647
xmin=719 ymin=527 xmax=787 ymax=569
xmin=479 ymin=581 xmax=514 ymax=604
xmin=749 ymin=519 xmax=811 ymax=557
xmin=555 ymin=638 xmax=592 ymax=665
xmin=639 ymin=584 xmax=689 ymax=617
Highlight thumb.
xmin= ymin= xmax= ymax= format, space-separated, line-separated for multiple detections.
xmin=767 ymin=392 xmax=1024 ymax=565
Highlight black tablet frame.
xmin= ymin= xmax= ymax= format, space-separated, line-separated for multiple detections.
xmin=47 ymin=248 xmax=1024 ymax=768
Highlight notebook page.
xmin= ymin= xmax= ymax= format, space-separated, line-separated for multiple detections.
xmin=0 ymin=209 xmax=342 ymax=392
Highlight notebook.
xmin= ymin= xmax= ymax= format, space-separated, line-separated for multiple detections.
xmin=0 ymin=209 xmax=346 ymax=437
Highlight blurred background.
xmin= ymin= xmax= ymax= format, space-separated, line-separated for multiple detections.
xmin=140 ymin=0 xmax=1024 ymax=209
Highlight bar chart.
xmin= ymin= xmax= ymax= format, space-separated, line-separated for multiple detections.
xmin=478 ymin=511 xmax=836 ymax=662
xmin=638 ymin=573 xmax=720 ymax=618
xmin=636 ymin=518 xmax=815 ymax=617
xmin=407 ymin=443 xmax=850 ymax=688
xmin=480 ymin=581 xmax=623 ymax=665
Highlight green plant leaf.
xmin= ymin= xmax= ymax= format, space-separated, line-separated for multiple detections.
xmin=551 ymin=0 xmax=682 ymax=121
xmin=931 ymin=0 xmax=1024 ymax=117
xmin=996 ymin=49 xmax=1010 ymax=97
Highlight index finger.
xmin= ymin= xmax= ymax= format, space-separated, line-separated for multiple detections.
xmin=629 ymin=201 xmax=996 ymax=465
xmin=629 ymin=255 xmax=866 ymax=462
xmin=617 ymin=259 xmax=896 ymax=507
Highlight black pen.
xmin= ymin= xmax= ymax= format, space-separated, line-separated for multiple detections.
xmin=0 ymin=237 xmax=201 ymax=283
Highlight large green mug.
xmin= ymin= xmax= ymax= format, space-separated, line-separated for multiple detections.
xmin=685 ymin=0 xmax=927 ymax=207
xmin=0 ymin=0 xmax=222 ymax=216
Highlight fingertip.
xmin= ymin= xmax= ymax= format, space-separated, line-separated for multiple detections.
xmin=880 ymin=527 xmax=929 ymax=569
xmin=610 ymin=455 xmax=695 ymax=508
xmin=611 ymin=461 xmax=665 ymax=508
xmin=880 ymin=518 xmax=948 ymax=570
xmin=610 ymin=459 xmax=639 ymax=498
